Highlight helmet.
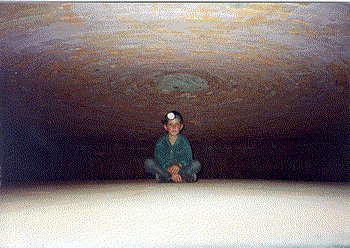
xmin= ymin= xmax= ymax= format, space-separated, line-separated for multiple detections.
xmin=163 ymin=110 xmax=183 ymax=124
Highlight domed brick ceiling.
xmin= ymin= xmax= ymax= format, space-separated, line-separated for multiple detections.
xmin=1 ymin=3 xmax=349 ymax=142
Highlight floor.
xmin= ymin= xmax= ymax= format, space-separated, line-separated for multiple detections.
xmin=1 ymin=179 xmax=349 ymax=247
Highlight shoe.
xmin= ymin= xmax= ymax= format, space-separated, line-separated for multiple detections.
xmin=155 ymin=174 xmax=171 ymax=183
xmin=182 ymin=173 xmax=197 ymax=183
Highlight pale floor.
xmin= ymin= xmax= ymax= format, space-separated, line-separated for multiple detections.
xmin=1 ymin=179 xmax=349 ymax=247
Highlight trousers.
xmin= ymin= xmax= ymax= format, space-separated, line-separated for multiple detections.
xmin=144 ymin=158 xmax=201 ymax=181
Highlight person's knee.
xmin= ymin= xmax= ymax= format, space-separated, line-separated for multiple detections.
xmin=144 ymin=158 xmax=155 ymax=169
xmin=192 ymin=160 xmax=202 ymax=171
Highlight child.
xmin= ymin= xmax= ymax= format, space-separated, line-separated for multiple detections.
xmin=144 ymin=111 xmax=201 ymax=183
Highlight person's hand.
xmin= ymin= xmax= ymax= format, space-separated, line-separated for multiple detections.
xmin=168 ymin=163 xmax=181 ymax=175
xmin=171 ymin=174 xmax=183 ymax=183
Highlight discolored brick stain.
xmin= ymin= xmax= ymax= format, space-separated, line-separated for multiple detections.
xmin=156 ymin=73 xmax=209 ymax=93
xmin=60 ymin=3 xmax=85 ymax=25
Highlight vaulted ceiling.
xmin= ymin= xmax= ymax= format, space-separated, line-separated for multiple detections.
xmin=2 ymin=3 xmax=349 ymax=143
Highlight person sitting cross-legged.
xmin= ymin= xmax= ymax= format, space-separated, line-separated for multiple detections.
xmin=144 ymin=110 xmax=201 ymax=183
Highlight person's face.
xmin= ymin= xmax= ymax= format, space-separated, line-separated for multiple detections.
xmin=164 ymin=119 xmax=183 ymax=136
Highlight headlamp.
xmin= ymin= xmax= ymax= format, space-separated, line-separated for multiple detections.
xmin=167 ymin=112 xmax=175 ymax=120
xmin=163 ymin=111 xmax=183 ymax=124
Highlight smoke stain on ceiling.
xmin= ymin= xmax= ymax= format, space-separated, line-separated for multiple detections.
xmin=1 ymin=2 xmax=349 ymax=142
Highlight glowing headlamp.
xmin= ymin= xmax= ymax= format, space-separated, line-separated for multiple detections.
xmin=167 ymin=112 xmax=175 ymax=120
xmin=163 ymin=110 xmax=183 ymax=124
